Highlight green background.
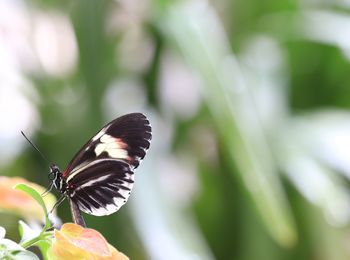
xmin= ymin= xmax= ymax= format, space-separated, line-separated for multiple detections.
xmin=1 ymin=0 xmax=350 ymax=259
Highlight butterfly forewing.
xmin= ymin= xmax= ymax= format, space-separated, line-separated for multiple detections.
xmin=63 ymin=113 xmax=151 ymax=177
xmin=62 ymin=113 xmax=151 ymax=216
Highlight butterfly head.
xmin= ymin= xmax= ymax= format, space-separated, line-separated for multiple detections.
xmin=49 ymin=164 xmax=65 ymax=193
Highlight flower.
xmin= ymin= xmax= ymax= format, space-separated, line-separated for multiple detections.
xmin=0 ymin=176 xmax=56 ymax=221
xmin=48 ymin=223 xmax=129 ymax=260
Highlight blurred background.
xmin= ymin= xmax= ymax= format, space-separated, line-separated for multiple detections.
xmin=1 ymin=0 xmax=350 ymax=259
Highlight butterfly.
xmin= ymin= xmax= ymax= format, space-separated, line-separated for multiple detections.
xmin=38 ymin=113 xmax=151 ymax=216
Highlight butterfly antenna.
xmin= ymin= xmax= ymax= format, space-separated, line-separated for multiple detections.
xmin=21 ymin=131 xmax=51 ymax=165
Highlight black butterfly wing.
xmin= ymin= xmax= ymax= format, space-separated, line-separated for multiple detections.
xmin=62 ymin=113 xmax=151 ymax=216
xmin=66 ymin=159 xmax=134 ymax=216
xmin=63 ymin=113 xmax=151 ymax=178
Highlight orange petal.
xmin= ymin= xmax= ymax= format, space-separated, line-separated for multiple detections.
xmin=0 ymin=176 xmax=56 ymax=221
xmin=49 ymin=223 xmax=129 ymax=260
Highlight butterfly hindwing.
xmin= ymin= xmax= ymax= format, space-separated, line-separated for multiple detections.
xmin=67 ymin=159 xmax=134 ymax=216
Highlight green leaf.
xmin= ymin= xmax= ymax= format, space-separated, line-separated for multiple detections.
xmin=14 ymin=184 xmax=51 ymax=233
xmin=162 ymin=2 xmax=297 ymax=247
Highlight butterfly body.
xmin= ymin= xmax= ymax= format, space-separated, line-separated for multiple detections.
xmin=48 ymin=113 xmax=151 ymax=216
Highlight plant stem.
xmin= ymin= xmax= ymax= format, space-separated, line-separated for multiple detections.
xmin=69 ymin=199 xmax=86 ymax=227
xmin=21 ymin=235 xmax=42 ymax=249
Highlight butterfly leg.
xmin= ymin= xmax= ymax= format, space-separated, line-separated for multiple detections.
xmin=41 ymin=181 xmax=54 ymax=197
xmin=49 ymin=194 xmax=66 ymax=214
